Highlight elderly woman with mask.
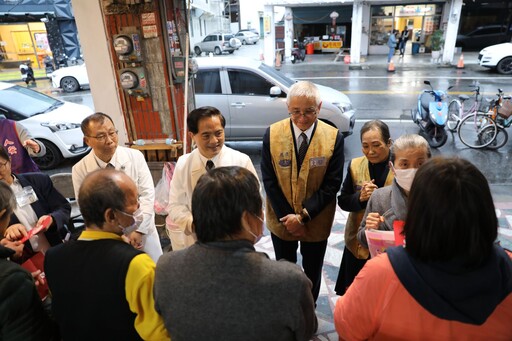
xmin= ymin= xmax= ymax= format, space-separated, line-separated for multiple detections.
xmin=335 ymin=157 xmax=512 ymax=339
xmin=357 ymin=134 xmax=431 ymax=248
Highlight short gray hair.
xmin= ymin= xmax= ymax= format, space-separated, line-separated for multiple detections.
xmin=390 ymin=134 xmax=431 ymax=163
xmin=286 ymin=81 xmax=321 ymax=106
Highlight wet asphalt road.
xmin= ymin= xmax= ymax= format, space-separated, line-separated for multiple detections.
xmin=34 ymin=41 xmax=512 ymax=186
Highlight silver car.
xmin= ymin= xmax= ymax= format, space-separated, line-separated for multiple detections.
xmin=194 ymin=33 xmax=242 ymax=56
xmin=194 ymin=57 xmax=355 ymax=139
xmin=235 ymin=31 xmax=259 ymax=45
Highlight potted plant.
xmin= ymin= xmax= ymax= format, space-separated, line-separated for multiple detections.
xmin=430 ymin=29 xmax=444 ymax=61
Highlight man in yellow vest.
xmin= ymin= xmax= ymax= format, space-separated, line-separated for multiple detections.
xmin=261 ymin=81 xmax=344 ymax=302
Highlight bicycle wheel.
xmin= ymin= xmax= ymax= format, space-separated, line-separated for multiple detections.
xmin=458 ymin=113 xmax=498 ymax=149
xmin=447 ymin=100 xmax=461 ymax=132
xmin=486 ymin=127 xmax=508 ymax=150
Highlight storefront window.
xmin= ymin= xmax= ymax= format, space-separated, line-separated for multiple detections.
xmin=370 ymin=17 xmax=394 ymax=46
xmin=370 ymin=4 xmax=441 ymax=47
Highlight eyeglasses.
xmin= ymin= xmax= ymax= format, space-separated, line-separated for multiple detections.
xmin=0 ymin=160 xmax=8 ymax=170
xmin=87 ymin=130 xmax=118 ymax=143
xmin=289 ymin=108 xmax=317 ymax=117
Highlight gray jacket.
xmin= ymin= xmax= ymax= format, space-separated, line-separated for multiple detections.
xmin=357 ymin=179 xmax=408 ymax=248
xmin=154 ymin=240 xmax=317 ymax=341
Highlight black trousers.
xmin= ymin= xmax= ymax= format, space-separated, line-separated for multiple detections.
xmin=334 ymin=246 xmax=368 ymax=296
xmin=271 ymin=233 xmax=328 ymax=302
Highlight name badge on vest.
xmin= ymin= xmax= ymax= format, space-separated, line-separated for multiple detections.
xmin=309 ymin=157 xmax=326 ymax=168
xmin=278 ymin=152 xmax=291 ymax=168
xmin=15 ymin=186 xmax=38 ymax=208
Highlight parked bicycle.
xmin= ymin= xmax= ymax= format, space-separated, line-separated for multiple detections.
xmin=485 ymin=95 xmax=512 ymax=150
xmin=447 ymin=85 xmax=485 ymax=132
xmin=456 ymin=89 xmax=509 ymax=149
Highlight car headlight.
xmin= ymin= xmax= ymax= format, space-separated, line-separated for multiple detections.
xmin=41 ymin=122 xmax=81 ymax=132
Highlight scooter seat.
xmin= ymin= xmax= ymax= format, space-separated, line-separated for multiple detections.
xmin=458 ymin=94 xmax=470 ymax=101
xmin=420 ymin=92 xmax=435 ymax=119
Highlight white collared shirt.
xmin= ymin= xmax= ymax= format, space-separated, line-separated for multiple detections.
xmin=10 ymin=177 xmax=51 ymax=253
xmin=292 ymin=121 xmax=316 ymax=147
xmin=197 ymin=146 xmax=222 ymax=169
xmin=93 ymin=149 xmax=118 ymax=169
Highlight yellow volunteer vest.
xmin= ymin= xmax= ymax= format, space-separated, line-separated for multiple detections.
xmin=266 ymin=119 xmax=339 ymax=242
xmin=344 ymin=156 xmax=394 ymax=259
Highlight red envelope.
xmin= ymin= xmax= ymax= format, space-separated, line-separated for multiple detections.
xmin=19 ymin=216 xmax=52 ymax=244
xmin=393 ymin=220 xmax=405 ymax=246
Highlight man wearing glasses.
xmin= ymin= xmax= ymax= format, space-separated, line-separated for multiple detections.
xmin=72 ymin=112 xmax=162 ymax=262
xmin=261 ymin=81 xmax=344 ymax=303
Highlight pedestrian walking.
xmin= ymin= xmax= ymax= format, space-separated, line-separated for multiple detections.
xmin=19 ymin=62 xmax=36 ymax=86
xmin=387 ymin=30 xmax=398 ymax=63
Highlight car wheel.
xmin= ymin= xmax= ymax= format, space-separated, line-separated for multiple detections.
xmin=194 ymin=46 xmax=202 ymax=56
xmin=33 ymin=140 xmax=63 ymax=170
xmin=496 ymin=57 xmax=512 ymax=75
xmin=228 ymin=50 xmax=234 ymax=54
xmin=214 ymin=47 xmax=222 ymax=55
xmin=242 ymin=39 xmax=247 ymax=45
xmin=60 ymin=76 xmax=80 ymax=93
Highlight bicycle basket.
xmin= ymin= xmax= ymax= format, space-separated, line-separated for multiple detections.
xmin=498 ymin=100 xmax=512 ymax=118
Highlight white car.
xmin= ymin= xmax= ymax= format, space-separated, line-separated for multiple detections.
xmin=194 ymin=57 xmax=355 ymax=139
xmin=0 ymin=82 xmax=93 ymax=169
xmin=51 ymin=63 xmax=90 ymax=92
xmin=478 ymin=43 xmax=512 ymax=74
xmin=235 ymin=31 xmax=259 ymax=45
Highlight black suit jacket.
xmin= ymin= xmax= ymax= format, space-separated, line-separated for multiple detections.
xmin=261 ymin=120 xmax=345 ymax=220
xmin=10 ymin=173 xmax=71 ymax=247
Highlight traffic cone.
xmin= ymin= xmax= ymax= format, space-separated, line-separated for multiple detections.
xmin=275 ymin=51 xmax=281 ymax=68
xmin=387 ymin=60 xmax=395 ymax=72
xmin=456 ymin=53 xmax=465 ymax=69
xmin=344 ymin=54 xmax=350 ymax=64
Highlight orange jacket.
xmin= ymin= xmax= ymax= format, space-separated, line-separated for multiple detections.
xmin=334 ymin=253 xmax=512 ymax=340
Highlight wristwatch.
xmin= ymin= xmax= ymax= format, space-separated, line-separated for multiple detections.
xmin=299 ymin=208 xmax=311 ymax=224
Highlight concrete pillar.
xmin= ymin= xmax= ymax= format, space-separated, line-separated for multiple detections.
xmin=443 ymin=0 xmax=463 ymax=65
xmin=350 ymin=0 xmax=364 ymax=64
xmin=263 ymin=5 xmax=275 ymax=67
xmin=71 ymin=0 xmax=127 ymax=145
xmin=284 ymin=7 xmax=293 ymax=61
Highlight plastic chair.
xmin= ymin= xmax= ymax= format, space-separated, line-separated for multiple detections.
xmin=49 ymin=173 xmax=84 ymax=239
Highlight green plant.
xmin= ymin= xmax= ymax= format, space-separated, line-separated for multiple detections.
xmin=430 ymin=29 xmax=444 ymax=51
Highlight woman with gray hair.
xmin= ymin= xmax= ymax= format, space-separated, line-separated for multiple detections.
xmin=357 ymin=134 xmax=431 ymax=248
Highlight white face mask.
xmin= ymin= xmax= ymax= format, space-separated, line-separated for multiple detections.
xmin=117 ymin=208 xmax=144 ymax=236
xmin=245 ymin=213 xmax=265 ymax=244
xmin=392 ymin=166 xmax=418 ymax=192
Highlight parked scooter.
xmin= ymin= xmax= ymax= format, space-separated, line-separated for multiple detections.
xmin=291 ymin=39 xmax=306 ymax=64
xmin=411 ymin=80 xmax=453 ymax=148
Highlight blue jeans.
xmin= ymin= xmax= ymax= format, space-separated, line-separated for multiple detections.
xmin=387 ymin=47 xmax=395 ymax=63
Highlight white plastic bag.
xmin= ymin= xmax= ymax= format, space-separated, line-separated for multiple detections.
xmin=154 ymin=162 xmax=175 ymax=215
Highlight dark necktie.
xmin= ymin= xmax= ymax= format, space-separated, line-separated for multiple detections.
xmin=106 ymin=163 xmax=115 ymax=169
xmin=297 ymin=133 xmax=308 ymax=167
xmin=206 ymin=160 xmax=215 ymax=171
